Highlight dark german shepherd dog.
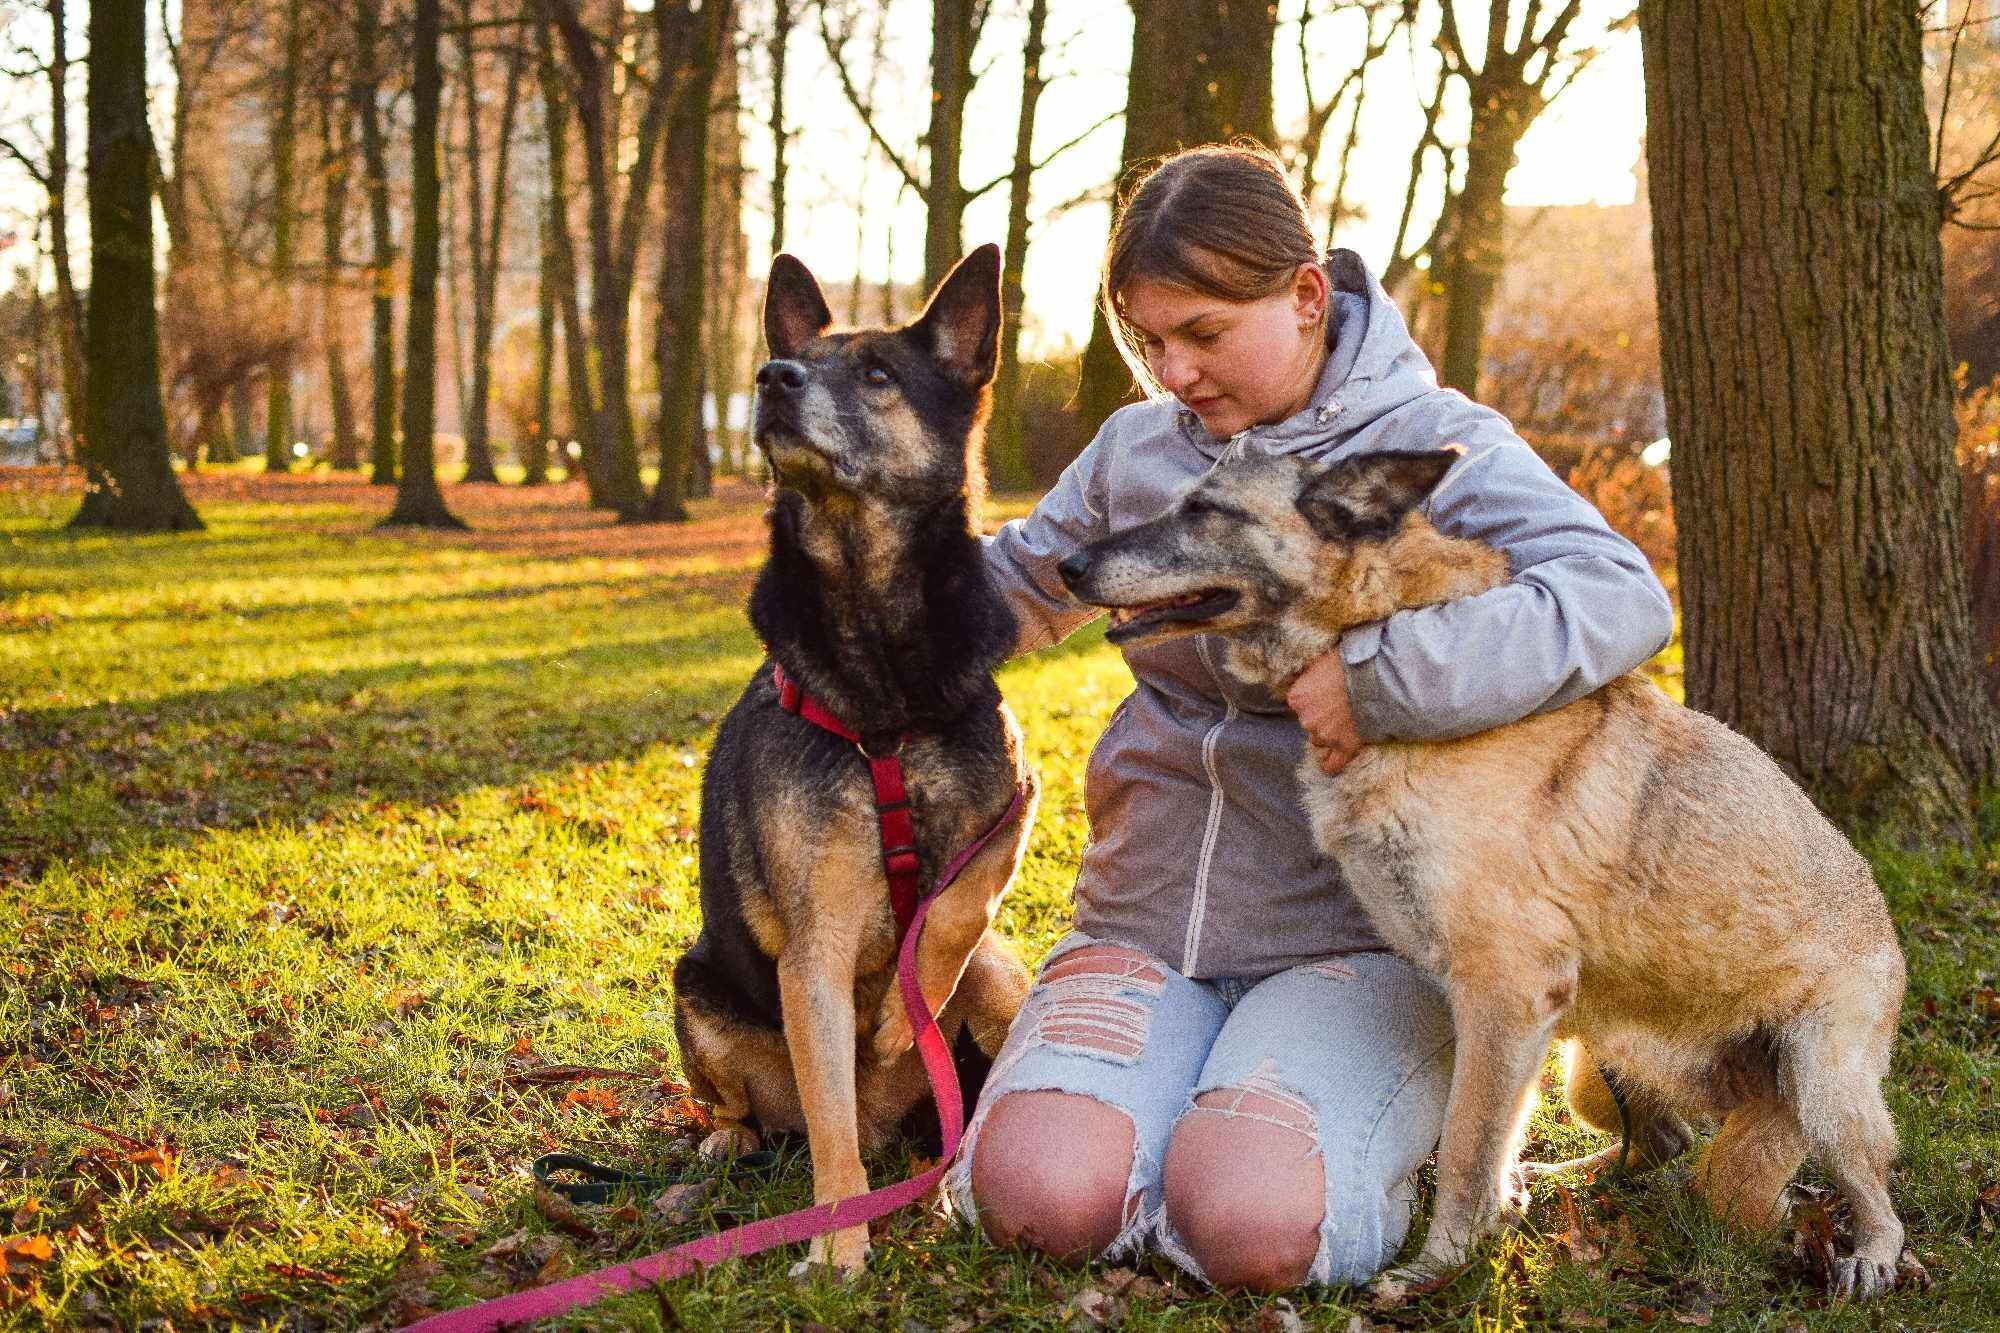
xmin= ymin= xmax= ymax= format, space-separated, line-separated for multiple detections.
xmin=671 ymin=245 xmax=1036 ymax=1273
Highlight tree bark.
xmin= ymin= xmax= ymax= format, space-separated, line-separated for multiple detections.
xmin=648 ymin=0 xmax=733 ymax=522
xmin=264 ymin=0 xmax=306 ymax=473
xmin=536 ymin=14 xmax=600 ymax=498
xmin=353 ymin=0 xmax=400 ymax=485
xmin=457 ymin=0 xmax=525 ymax=484
xmin=1641 ymin=0 xmax=1996 ymax=833
xmin=1436 ymin=88 xmax=1532 ymax=395
xmin=920 ymin=0 xmax=978 ymax=293
xmin=705 ymin=19 xmax=747 ymax=476
xmin=320 ymin=88 xmax=360 ymax=471
xmin=768 ymin=0 xmax=791 ymax=257
xmin=525 ymin=187 xmax=556 ymax=486
xmin=383 ymin=0 xmax=467 ymax=528
xmin=47 ymin=0 xmax=86 ymax=462
xmin=545 ymin=0 xmax=662 ymax=519
xmin=987 ymin=0 xmax=1048 ymax=493
xmin=71 ymin=0 xmax=201 ymax=531
xmin=1074 ymin=0 xmax=1276 ymax=435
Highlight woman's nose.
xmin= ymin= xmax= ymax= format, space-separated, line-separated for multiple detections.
xmin=1158 ymin=348 xmax=1200 ymax=394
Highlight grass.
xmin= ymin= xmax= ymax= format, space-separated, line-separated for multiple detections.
xmin=2 ymin=468 xmax=1996 ymax=1331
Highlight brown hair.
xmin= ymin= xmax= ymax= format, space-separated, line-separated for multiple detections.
xmin=1101 ymin=141 xmax=1323 ymax=397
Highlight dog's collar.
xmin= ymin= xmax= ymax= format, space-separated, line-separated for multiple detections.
xmin=771 ymin=661 xmax=924 ymax=936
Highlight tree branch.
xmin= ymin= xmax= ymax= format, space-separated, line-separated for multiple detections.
xmin=816 ymin=0 xmax=925 ymax=196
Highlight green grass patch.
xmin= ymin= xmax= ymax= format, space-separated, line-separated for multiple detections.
xmin=1 ymin=474 xmax=1994 ymax=1330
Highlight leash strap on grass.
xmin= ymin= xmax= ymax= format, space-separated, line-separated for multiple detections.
xmin=530 ymin=1150 xmax=780 ymax=1206
xmin=401 ymin=782 xmax=1028 ymax=1333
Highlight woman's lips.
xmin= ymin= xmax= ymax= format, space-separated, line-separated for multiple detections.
xmin=1186 ymin=394 xmax=1224 ymax=411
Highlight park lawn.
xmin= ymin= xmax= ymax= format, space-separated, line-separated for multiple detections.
xmin=1 ymin=469 xmax=1995 ymax=1331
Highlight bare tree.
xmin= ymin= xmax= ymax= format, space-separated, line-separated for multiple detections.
xmin=263 ymin=0 xmax=308 ymax=472
xmin=383 ymin=0 xmax=467 ymax=527
xmin=1428 ymin=0 xmax=1629 ymax=396
xmin=72 ymin=0 xmax=200 ymax=530
xmin=986 ymin=0 xmax=1049 ymax=492
xmin=318 ymin=81 xmax=361 ymax=470
xmin=352 ymin=0 xmax=402 ymax=484
xmin=534 ymin=10 xmax=599 ymax=497
xmin=649 ymin=0 xmax=736 ymax=520
xmin=456 ymin=0 xmax=528 ymax=483
xmin=542 ymin=0 xmax=676 ymax=519
xmin=0 ymin=0 xmax=86 ymax=458
xmin=1073 ymin=0 xmax=1277 ymax=434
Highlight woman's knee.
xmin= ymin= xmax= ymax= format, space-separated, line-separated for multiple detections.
xmin=1162 ymin=1087 xmax=1325 ymax=1291
xmin=969 ymin=1089 xmax=1138 ymax=1261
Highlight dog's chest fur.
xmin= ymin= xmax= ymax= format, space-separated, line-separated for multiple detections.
xmin=1295 ymin=747 xmax=1455 ymax=973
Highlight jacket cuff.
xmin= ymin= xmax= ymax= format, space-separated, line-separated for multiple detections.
xmin=1337 ymin=621 xmax=1395 ymax=742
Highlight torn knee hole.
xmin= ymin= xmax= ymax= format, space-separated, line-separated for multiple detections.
xmin=1191 ymin=1060 xmax=1319 ymax=1136
xmin=1040 ymin=944 xmax=1166 ymax=987
xmin=1023 ymin=945 xmax=1166 ymax=1060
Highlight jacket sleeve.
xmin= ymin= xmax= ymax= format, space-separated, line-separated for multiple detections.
xmin=980 ymin=427 xmax=1112 ymax=656
xmin=1337 ymin=435 xmax=1675 ymax=742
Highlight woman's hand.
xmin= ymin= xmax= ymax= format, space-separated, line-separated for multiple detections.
xmin=1287 ymin=650 xmax=1364 ymax=774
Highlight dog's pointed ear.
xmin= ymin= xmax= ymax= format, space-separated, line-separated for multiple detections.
xmin=1296 ymin=447 xmax=1462 ymax=543
xmin=765 ymin=253 xmax=833 ymax=359
xmin=913 ymin=244 xmax=1002 ymax=387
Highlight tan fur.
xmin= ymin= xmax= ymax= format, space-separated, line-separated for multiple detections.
xmin=687 ymin=723 xmax=1037 ymax=1272
xmin=1070 ymin=452 xmax=1911 ymax=1299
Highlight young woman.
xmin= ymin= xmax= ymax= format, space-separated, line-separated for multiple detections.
xmin=945 ymin=144 xmax=1674 ymax=1291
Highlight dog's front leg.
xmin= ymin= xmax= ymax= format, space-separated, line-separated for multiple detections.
xmin=870 ymin=791 xmax=1035 ymax=1065
xmin=777 ymin=954 xmax=872 ymax=1274
xmin=1391 ymin=970 xmax=1568 ymax=1283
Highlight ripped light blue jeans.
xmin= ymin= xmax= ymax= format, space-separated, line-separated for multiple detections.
xmin=944 ymin=931 xmax=1455 ymax=1287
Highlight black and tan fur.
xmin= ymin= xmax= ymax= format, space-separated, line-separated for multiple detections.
xmin=1058 ymin=449 xmax=1909 ymax=1300
xmin=671 ymin=246 xmax=1036 ymax=1273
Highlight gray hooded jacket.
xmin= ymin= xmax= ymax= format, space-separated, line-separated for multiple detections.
xmin=982 ymin=251 xmax=1674 ymax=980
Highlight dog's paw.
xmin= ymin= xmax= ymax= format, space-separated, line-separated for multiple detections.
xmin=697 ymin=1124 xmax=761 ymax=1160
xmin=869 ymin=999 xmax=915 ymax=1065
xmin=1831 ymin=1255 xmax=1899 ymax=1302
xmin=796 ymin=1228 xmax=869 ymax=1278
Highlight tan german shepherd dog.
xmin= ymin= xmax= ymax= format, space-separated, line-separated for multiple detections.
xmin=672 ymin=247 xmax=1035 ymax=1273
xmin=1058 ymin=448 xmax=1909 ymax=1300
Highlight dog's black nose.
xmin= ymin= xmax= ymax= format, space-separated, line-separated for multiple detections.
xmin=1057 ymin=550 xmax=1091 ymax=589
xmin=756 ymin=360 xmax=808 ymax=393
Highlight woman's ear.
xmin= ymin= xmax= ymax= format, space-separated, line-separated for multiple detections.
xmin=1291 ymin=261 xmax=1329 ymax=330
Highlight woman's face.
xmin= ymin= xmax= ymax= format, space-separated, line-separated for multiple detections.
xmin=1120 ymin=262 xmax=1329 ymax=441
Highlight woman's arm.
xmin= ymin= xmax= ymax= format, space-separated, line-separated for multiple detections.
xmin=980 ymin=426 xmax=1115 ymax=657
xmin=1326 ymin=435 xmax=1674 ymax=745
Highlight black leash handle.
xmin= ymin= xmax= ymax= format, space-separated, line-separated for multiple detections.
xmin=531 ymin=1149 xmax=780 ymax=1205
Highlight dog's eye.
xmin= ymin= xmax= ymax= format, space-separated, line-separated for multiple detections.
xmin=864 ymin=364 xmax=894 ymax=386
xmin=1184 ymin=496 xmax=1212 ymax=517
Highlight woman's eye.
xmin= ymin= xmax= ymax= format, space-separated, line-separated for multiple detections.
xmin=1193 ymin=330 xmax=1222 ymax=347
xmin=864 ymin=364 xmax=893 ymax=386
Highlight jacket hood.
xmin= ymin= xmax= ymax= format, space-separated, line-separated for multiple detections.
xmin=1175 ymin=249 xmax=1441 ymax=459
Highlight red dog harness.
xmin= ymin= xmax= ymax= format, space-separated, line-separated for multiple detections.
xmin=405 ymin=663 xmax=1027 ymax=1332
xmin=772 ymin=660 xmax=924 ymax=937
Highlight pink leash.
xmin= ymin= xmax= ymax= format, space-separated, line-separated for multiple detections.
xmin=403 ymin=784 xmax=1027 ymax=1332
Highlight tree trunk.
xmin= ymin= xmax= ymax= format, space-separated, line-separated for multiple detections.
xmin=547 ymin=0 xmax=650 ymax=518
xmin=458 ymin=2 xmax=525 ymax=484
xmin=535 ymin=13 xmax=603 ymax=500
xmin=354 ymin=0 xmax=400 ymax=485
xmin=1641 ymin=0 xmax=1996 ymax=833
xmin=1436 ymin=88 xmax=1532 ymax=396
xmin=987 ymin=0 xmax=1048 ymax=493
xmin=921 ymin=0 xmax=978 ymax=293
xmin=48 ymin=0 xmax=85 ymax=463
xmin=768 ymin=0 xmax=791 ymax=257
xmin=71 ymin=0 xmax=200 ymax=531
xmin=321 ymin=90 xmax=360 ymax=471
xmin=383 ymin=0 xmax=467 ymax=529
xmin=648 ymin=0 xmax=732 ymax=522
xmin=706 ymin=22 xmax=747 ymax=476
xmin=1074 ymin=0 xmax=1277 ymax=435
xmin=264 ymin=0 xmax=306 ymax=473
xmin=525 ymin=188 xmax=556 ymax=486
